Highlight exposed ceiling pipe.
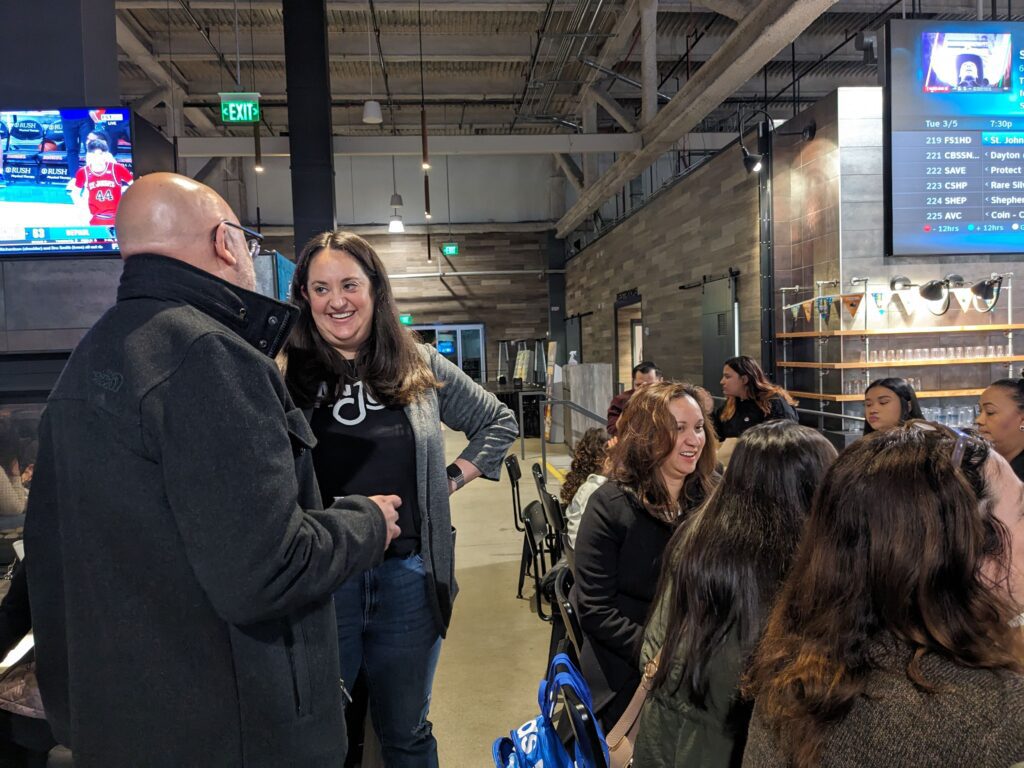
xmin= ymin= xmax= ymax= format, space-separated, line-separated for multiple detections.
xmin=511 ymin=0 xmax=557 ymax=130
xmin=391 ymin=269 xmax=566 ymax=279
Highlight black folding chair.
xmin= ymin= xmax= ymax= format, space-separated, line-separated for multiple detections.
xmin=532 ymin=463 xmax=565 ymax=562
xmin=519 ymin=500 xmax=552 ymax=621
xmin=504 ymin=454 xmax=525 ymax=533
xmin=553 ymin=567 xmax=583 ymax=664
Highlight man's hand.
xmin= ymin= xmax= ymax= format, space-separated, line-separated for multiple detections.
xmin=368 ymin=494 xmax=402 ymax=549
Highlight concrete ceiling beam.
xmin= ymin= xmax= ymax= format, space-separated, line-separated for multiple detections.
xmin=553 ymin=153 xmax=585 ymax=193
xmin=115 ymin=16 xmax=218 ymax=135
xmin=555 ymin=0 xmax=840 ymax=238
xmin=176 ymin=132 xmax=641 ymax=158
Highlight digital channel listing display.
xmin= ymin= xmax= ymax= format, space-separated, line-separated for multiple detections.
xmin=0 ymin=107 xmax=133 ymax=255
xmin=886 ymin=19 xmax=1024 ymax=256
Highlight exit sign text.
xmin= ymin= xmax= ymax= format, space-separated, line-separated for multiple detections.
xmin=441 ymin=242 xmax=459 ymax=257
xmin=219 ymin=92 xmax=261 ymax=124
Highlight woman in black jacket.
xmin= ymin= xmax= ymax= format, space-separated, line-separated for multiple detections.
xmin=573 ymin=381 xmax=719 ymax=729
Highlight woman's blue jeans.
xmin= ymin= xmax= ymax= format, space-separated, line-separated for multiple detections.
xmin=334 ymin=553 xmax=443 ymax=767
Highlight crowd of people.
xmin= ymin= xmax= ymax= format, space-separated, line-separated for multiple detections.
xmin=562 ymin=361 xmax=1024 ymax=766
xmin=1 ymin=170 xmax=1022 ymax=766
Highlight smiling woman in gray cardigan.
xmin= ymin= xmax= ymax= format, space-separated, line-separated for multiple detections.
xmin=281 ymin=231 xmax=517 ymax=768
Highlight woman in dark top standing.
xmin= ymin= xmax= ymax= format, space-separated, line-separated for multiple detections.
xmin=573 ymin=381 xmax=719 ymax=730
xmin=977 ymin=378 xmax=1024 ymax=480
xmin=280 ymin=231 xmax=517 ymax=767
xmin=713 ymin=356 xmax=798 ymax=441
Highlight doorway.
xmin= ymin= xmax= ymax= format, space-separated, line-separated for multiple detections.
xmin=410 ymin=323 xmax=486 ymax=383
xmin=614 ymin=294 xmax=643 ymax=392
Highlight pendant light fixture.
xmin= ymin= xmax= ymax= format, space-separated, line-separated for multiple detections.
xmin=253 ymin=124 xmax=264 ymax=172
xmin=424 ymin=175 xmax=432 ymax=219
xmin=388 ymin=155 xmax=404 ymax=233
xmin=362 ymin=17 xmax=383 ymax=124
xmin=418 ymin=0 xmax=430 ymax=169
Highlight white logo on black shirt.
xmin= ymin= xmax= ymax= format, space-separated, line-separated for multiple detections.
xmin=331 ymin=381 xmax=385 ymax=426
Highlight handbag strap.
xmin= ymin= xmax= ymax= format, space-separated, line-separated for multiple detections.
xmin=605 ymin=647 xmax=662 ymax=748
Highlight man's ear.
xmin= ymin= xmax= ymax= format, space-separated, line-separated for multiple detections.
xmin=211 ymin=221 xmax=238 ymax=268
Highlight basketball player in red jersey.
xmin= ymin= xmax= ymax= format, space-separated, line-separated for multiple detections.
xmin=67 ymin=138 xmax=133 ymax=226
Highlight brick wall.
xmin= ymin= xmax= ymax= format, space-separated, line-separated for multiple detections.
xmin=565 ymin=144 xmax=762 ymax=387
xmin=264 ymin=230 xmax=555 ymax=382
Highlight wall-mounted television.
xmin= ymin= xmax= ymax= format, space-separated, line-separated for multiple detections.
xmin=0 ymin=107 xmax=133 ymax=256
xmin=885 ymin=19 xmax=1024 ymax=257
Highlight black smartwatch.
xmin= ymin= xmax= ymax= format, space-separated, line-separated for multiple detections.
xmin=446 ymin=463 xmax=466 ymax=491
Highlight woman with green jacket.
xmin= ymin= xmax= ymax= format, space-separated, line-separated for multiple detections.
xmin=632 ymin=421 xmax=836 ymax=767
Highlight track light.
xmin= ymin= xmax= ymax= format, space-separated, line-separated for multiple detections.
xmin=918 ymin=279 xmax=946 ymax=302
xmin=741 ymin=146 xmax=762 ymax=174
xmin=971 ymin=274 xmax=1003 ymax=301
xmin=889 ymin=275 xmax=913 ymax=291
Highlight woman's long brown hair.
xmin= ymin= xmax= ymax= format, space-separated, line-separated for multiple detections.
xmin=560 ymin=427 xmax=609 ymax=506
xmin=719 ymin=355 xmax=797 ymax=422
xmin=607 ymin=381 xmax=719 ymax=523
xmin=283 ymin=231 xmax=437 ymax=407
xmin=744 ymin=421 xmax=1024 ymax=768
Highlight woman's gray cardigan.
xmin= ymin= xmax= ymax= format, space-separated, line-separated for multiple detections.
xmin=290 ymin=343 xmax=517 ymax=637
xmin=406 ymin=344 xmax=517 ymax=635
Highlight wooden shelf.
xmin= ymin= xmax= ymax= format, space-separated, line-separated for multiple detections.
xmin=779 ymin=355 xmax=1024 ymax=370
xmin=777 ymin=324 xmax=1024 ymax=339
xmin=791 ymin=389 xmax=984 ymax=403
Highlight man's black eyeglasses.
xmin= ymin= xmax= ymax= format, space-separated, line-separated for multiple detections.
xmin=215 ymin=220 xmax=264 ymax=259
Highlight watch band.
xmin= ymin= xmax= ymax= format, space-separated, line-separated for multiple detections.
xmin=446 ymin=463 xmax=466 ymax=490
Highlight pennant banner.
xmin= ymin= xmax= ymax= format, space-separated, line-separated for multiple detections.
xmin=952 ymin=287 xmax=973 ymax=313
xmin=842 ymin=294 xmax=864 ymax=319
xmin=801 ymin=300 xmax=814 ymax=323
xmin=790 ymin=304 xmax=801 ymax=321
xmin=896 ymin=289 xmax=917 ymax=316
xmin=871 ymin=292 xmax=889 ymax=315
xmin=816 ymin=296 xmax=833 ymax=325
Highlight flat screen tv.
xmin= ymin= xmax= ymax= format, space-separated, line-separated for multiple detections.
xmin=884 ymin=19 xmax=1024 ymax=256
xmin=0 ymin=107 xmax=133 ymax=256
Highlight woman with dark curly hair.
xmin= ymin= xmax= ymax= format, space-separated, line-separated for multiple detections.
xmin=560 ymin=427 xmax=610 ymax=549
xmin=743 ymin=422 xmax=1024 ymax=768
xmin=573 ymin=381 xmax=719 ymax=729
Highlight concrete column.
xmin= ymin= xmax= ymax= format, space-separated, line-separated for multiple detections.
xmin=582 ymin=96 xmax=599 ymax=187
xmin=640 ymin=0 xmax=659 ymax=127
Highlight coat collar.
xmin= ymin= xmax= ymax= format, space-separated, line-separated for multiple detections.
xmin=117 ymin=253 xmax=298 ymax=358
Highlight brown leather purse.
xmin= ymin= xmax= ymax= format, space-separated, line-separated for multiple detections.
xmin=605 ymin=649 xmax=662 ymax=768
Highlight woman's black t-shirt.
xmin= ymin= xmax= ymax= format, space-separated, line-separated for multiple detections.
xmin=712 ymin=395 xmax=798 ymax=440
xmin=309 ymin=376 xmax=421 ymax=558
xmin=1009 ymin=450 xmax=1024 ymax=482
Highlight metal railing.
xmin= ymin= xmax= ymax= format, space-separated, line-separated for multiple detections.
xmin=536 ymin=398 xmax=606 ymax=483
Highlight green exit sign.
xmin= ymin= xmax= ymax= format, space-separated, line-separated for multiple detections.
xmin=219 ymin=92 xmax=261 ymax=124
xmin=441 ymin=242 xmax=459 ymax=257
xmin=399 ymin=314 xmax=414 ymax=325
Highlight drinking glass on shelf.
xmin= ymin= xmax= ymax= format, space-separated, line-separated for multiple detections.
xmin=995 ymin=345 xmax=1005 ymax=357
xmin=917 ymin=348 xmax=926 ymax=361
xmin=870 ymin=350 xmax=879 ymax=363
xmin=895 ymin=349 xmax=905 ymax=362
xmin=954 ymin=346 xmax=964 ymax=359
xmin=988 ymin=345 xmax=997 ymax=358
xmin=959 ymin=406 xmax=975 ymax=428
xmin=859 ymin=350 xmax=867 ymax=363
xmin=931 ymin=347 xmax=942 ymax=360
xmin=886 ymin=349 xmax=896 ymax=362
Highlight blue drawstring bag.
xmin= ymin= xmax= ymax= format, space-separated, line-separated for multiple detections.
xmin=492 ymin=653 xmax=609 ymax=768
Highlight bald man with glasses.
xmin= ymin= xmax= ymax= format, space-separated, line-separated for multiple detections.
xmin=25 ymin=172 xmax=401 ymax=767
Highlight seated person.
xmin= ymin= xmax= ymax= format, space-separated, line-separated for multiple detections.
xmin=743 ymin=422 xmax=1024 ymax=767
xmin=634 ymin=421 xmax=836 ymax=768
xmin=864 ymin=377 xmax=923 ymax=434
xmin=606 ymin=362 xmax=662 ymax=437
xmin=560 ymin=427 xmax=610 ymax=550
xmin=574 ymin=382 xmax=719 ymax=730
xmin=0 ymin=423 xmax=26 ymax=517
xmin=976 ymin=378 xmax=1024 ymax=480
